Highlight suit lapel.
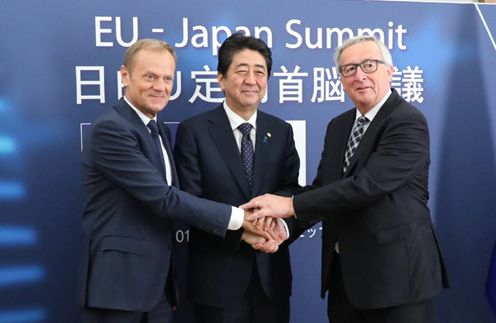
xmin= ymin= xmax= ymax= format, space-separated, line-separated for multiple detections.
xmin=114 ymin=98 xmax=150 ymax=138
xmin=343 ymin=90 xmax=400 ymax=176
xmin=252 ymin=113 xmax=270 ymax=196
xmin=329 ymin=110 xmax=355 ymax=179
xmin=208 ymin=106 xmax=251 ymax=199
xmin=114 ymin=99 xmax=178 ymax=187
xmin=157 ymin=122 xmax=179 ymax=187
xmin=114 ymin=100 xmax=159 ymax=166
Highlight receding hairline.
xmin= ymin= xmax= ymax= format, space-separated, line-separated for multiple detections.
xmin=123 ymin=39 xmax=177 ymax=71
xmin=334 ymin=36 xmax=393 ymax=69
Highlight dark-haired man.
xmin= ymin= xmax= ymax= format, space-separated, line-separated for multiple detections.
xmin=175 ymin=33 xmax=301 ymax=323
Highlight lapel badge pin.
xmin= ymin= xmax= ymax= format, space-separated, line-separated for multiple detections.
xmin=263 ymin=132 xmax=271 ymax=143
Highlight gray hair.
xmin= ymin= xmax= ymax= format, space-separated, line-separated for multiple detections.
xmin=334 ymin=35 xmax=393 ymax=71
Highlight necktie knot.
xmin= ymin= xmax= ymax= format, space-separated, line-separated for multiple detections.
xmin=356 ymin=116 xmax=369 ymax=126
xmin=238 ymin=123 xmax=253 ymax=136
xmin=147 ymin=120 xmax=159 ymax=137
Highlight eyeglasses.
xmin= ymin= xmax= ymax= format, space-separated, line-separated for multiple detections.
xmin=339 ymin=59 xmax=385 ymax=77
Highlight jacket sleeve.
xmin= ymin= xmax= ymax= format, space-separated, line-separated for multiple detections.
xmin=294 ymin=107 xmax=429 ymax=227
xmin=86 ymin=117 xmax=231 ymax=237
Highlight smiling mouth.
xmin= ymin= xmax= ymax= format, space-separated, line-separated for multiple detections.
xmin=149 ymin=95 xmax=167 ymax=99
xmin=242 ymin=90 xmax=259 ymax=94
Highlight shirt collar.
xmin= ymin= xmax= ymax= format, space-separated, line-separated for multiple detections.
xmin=124 ymin=97 xmax=156 ymax=125
xmin=222 ymin=101 xmax=257 ymax=131
xmin=355 ymin=89 xmax=392 ymax=122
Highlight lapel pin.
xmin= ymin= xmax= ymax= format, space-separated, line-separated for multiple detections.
xmin=263 ymin=132 xmax=271 ymax=143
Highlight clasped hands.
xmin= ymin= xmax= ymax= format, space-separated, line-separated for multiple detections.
xmin=240 ymin=194 xmax=295 ymax=254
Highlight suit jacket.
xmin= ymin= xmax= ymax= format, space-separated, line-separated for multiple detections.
xmin=174 ymin=105 xmax=301 ymax=307
xmin=78 ymin=99 xmax=233 ymax=311
xmin=294 ymin=90 xmax=448 ymax=309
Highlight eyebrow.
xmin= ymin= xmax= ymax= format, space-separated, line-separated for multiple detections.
xmin=234 ymin=63 xmax=266 ymax=69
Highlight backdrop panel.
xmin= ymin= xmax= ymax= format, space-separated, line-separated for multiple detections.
xmin=0 ymin=1 xmax=495 ymax=322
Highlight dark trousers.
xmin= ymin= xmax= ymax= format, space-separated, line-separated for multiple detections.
xmin=327 ymin=253 xmax=434 ymax=323
xmin=193 ymin=268 xmax=289 ymax=323
xmin=83 ymin=293 xmax=172 ymax=323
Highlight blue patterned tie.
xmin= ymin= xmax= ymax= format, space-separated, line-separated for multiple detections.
xmin=343 ymin=116 xmax=369 ymax=173
xmin=147 ymin=120 xmax=167 ymax=181
xmin=238 ymin=123 xmax=255 ymax=190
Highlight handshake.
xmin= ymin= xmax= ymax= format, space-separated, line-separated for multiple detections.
xmin=239 ymin=194 xmax=296 ymax=254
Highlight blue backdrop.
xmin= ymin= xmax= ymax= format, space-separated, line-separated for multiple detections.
xmin=1 ymin=0 xmax=495 ymax=322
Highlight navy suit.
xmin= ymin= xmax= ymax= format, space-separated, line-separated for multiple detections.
xmin=174 ymin=105 xmax=301 ymax=320
xmin=293 ymin=90 xmax=448 ymax=321
xmin=78 ymin=99 xmax=233 ymax=314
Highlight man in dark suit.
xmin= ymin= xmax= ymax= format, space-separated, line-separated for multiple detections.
xmin=242 ymin=35 xmax=449 ymax=323
xmin=78 ymin=39 xmax=267 ymax=323
xmin=174 ymin=34 xmax=301 ymax=323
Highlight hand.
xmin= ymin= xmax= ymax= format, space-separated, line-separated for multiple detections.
xmin=240 ymin=194 xmax=295 ymax=221
xmin=241 ymin=214 xmax=271 ymax=241
xmin=241 ymin=231 xmax=279 ymax=254
xmin=267 ymin=218 xmax=289 ymax=244
xmin=253 ymin=216 xmax=275 ymax=232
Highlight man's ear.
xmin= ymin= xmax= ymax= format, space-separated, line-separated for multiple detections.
xmin=121 ymin=65 xmax=129 ymax=87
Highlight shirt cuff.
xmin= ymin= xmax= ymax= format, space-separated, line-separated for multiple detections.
xmin=291 ymin=195 xmax=297 ymax=219
xmin=278 ymin=218 xmax=290 ymax=240
xmin=228 ymin=207 xmax=244 ymax=230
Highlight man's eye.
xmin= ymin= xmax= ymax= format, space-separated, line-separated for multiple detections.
xmin=144 ymin=74 xmax=155 ymax=81
xmin=344 ymin=66 xmax=355 ymax=73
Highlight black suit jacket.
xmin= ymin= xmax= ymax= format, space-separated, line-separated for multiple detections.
xmin=174 ymin=105 xmax=301 ymax=307
xmin=294 ymin=90 xmax=448 ymax=309
xmin=78 ymin=99 xmax=233 ymax=311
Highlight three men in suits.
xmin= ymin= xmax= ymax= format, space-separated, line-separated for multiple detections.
xmin=78 ymin=39 xmax=268 ymax=323
xmin=174 ymin=34 xmax=301 ymax=323
xmin=242 ymin=35 xmax=449 ymax=323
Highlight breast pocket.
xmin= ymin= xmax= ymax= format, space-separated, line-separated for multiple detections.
xmin=100 ymin=235 xmax=148 ymax=256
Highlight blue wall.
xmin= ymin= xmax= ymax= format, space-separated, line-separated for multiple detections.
xmin=0 ymin=1 xmax=495 ymax=322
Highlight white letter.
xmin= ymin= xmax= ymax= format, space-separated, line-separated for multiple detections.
xmin=175 ymin=17 xmax=189 ymax=48
xmin=286 ymin=19 xmax=302 ymax=49
xmin=254 ymin=26 xmax=273 ymax=48
xmin=190 ymin=25 xmax=209 ymax=48
xmin=115 ymin=17 xmax=138 ymax=47
xmin=396 ymin=24 xmax=407 ymax=50
xmin=95 ymin=16 xmax=113 ymax=47
xmin=212 ymin=25 xmax=232 ymax=56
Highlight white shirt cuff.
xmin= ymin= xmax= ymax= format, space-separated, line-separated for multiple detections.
xmin=228 ymin=207 xmax=244 ymax=230
xmin=278 ymin=218 xmax=290 ymax=240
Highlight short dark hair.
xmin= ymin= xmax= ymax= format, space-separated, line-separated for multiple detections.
xmin=217 ymin=33 xmax=272 ymax=77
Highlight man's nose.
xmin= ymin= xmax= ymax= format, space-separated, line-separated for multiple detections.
xmin=245 ymin=71 xmax=256 ymax=84
xmin=354 ymin=67 xmax=367 ymax=80
xmin=152 ymin=78 xmax=168 ymax=90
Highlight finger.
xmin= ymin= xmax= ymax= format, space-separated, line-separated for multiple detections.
xmin=265 ymin=240 xmax=279 ymax=253
xmin=246 ymin=209 xmax=267 ymax=221
xmin=264 ymin=217 xmax=274 ymax=231
xmin=239 ymin=199 xmax=260 ymax=210
xmin=254 ymin=217 xmax=265 ymax=230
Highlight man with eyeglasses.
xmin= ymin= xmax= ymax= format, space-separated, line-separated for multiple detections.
xmin=241 ymin=35 xmax=449 ymax=323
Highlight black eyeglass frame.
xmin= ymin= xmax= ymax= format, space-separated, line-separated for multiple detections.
xmin=339 ymin=59 xmax=386 ymax=77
